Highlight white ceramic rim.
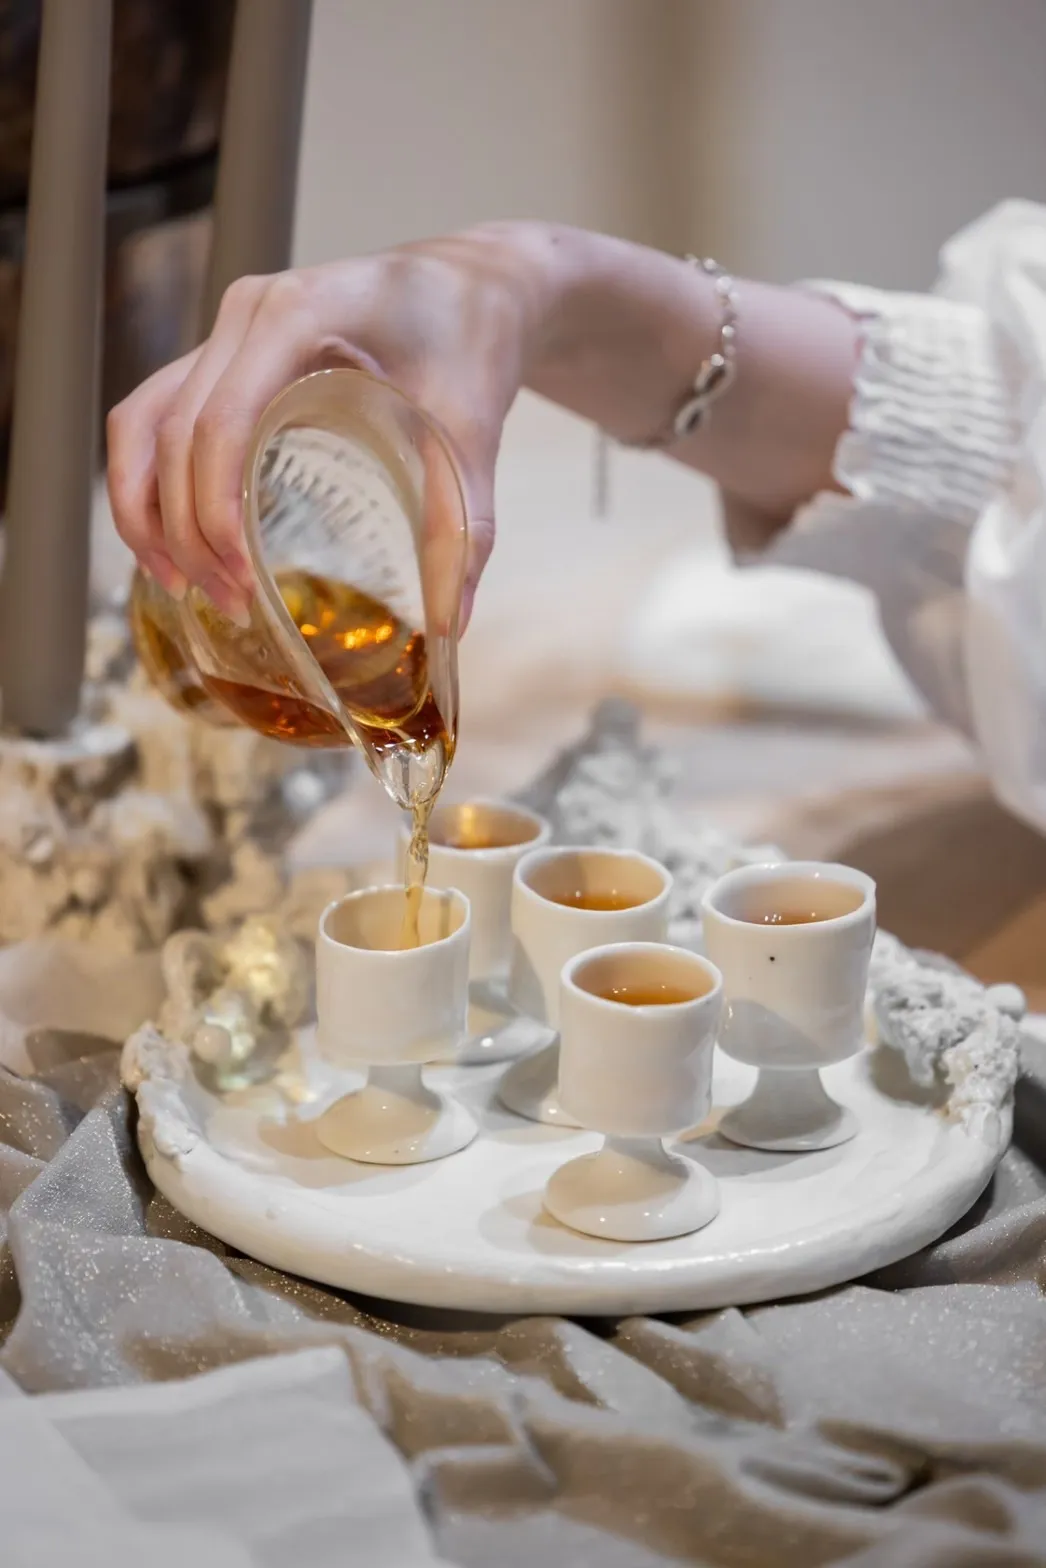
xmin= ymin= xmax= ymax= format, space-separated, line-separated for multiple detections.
xmin=401 ymin=798 xmax=550 ymax=863
xmin=701 ymin=860 xmax=875 ymax=933
xmin=514 ymin=844 xmax=674 ymax=913
xmin=318 ymin=884 xmax=469 ymax=962
xmin=562 ymin=941 xmax=723 ymax=1016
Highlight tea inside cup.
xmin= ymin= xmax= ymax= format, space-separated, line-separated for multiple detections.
xmin=499 ymin=847 xmax=673 ymax=1127
xmin=710 ymin=869 xmax=869 ymax=928
xmin=543 ymin=942 xmax=722 ymax=1243
xmin=403 ymin=799 xmax=551 ymax=1060
xmin=570 ymin=945 xmax=716 ymax=1009
xmin=558 ymin=944 xmax=721 ymax=1139
xmin=428 ymin=800 xmax=546 ymax=854
xmin=520 ymin=847 xmax=667 ymax=913
xmin=701 ymin=860 xmax=876 ymax=1153
xmin=323 ymin=883 xmax=466 ymax=953
xmin=314 ymin=884 xmax=475 ymax=1164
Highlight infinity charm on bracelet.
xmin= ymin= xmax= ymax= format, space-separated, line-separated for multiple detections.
xmin=628 ymin=255 xmax=739 ymax=450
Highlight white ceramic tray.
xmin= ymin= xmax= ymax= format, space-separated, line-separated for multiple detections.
xmin=126 ymin=1022 xmax=1010 ymax=1317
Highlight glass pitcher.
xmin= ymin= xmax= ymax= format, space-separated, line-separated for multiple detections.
xmin=130 ymin=368 xmax=469 ymax=812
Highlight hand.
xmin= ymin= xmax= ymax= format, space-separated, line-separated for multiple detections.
xmin=106 ymin=223 xmax=563 ymax=628
xmin=109 ymin=220 xmax=857 ymax=626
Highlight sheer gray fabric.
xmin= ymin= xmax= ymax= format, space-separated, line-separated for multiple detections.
xmin=1 ymin=1026 xmax=1045 ymax=1567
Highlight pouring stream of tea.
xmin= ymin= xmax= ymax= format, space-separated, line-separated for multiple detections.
xmin=400 ymin=796 xmax=433 ymax=949
xmin=131 ymin=567 xmax=453 ymax=949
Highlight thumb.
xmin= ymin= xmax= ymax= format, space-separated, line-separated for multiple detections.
xmin=458 ymin=511 xmax=495 ymax=634
xmin=451 ymin=420 xmax=500 ymax=635
xmin=419 ymin=423 xmax=497 ymax=637
xmin=410 ymin=387 xmax=501 ymax=637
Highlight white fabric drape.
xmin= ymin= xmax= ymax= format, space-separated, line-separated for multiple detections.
xmin=777 ymin=201 xmax=1046 ymax=832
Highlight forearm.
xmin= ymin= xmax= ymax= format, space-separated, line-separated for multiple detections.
xmin=521 ymin=225 xmax=860 ymax=532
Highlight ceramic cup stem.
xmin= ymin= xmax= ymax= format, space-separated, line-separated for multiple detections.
xmin=497 ymin=846 xmax=673 ymax=1126
xmin=367 ymin=1063 xmax=431 ymax=1101
xmin=701 ymin=860 xmax=876 ymax=1152
xmin=397 ymin=798 xmax=552 ymax=1067
xmin=543 ymin=943 xmax=723 ymax=1242
xmin=314 ymin=885 xmax=476 ymax=1164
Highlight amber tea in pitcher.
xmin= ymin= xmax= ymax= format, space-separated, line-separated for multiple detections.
xmin=130 ymin=369 xmax=469 ymax=944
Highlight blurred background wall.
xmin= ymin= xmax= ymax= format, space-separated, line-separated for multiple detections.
xmin=678 ymin=0 xmax=1046 ymax=287
xmin=295 ymin=0 xmax=1046 ymax=285
xmin=294 ymin=0 xmax=678 ymax=262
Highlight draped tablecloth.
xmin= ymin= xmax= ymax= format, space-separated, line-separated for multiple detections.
xmin=1 ymin=912 xmax=1045 ymax=1567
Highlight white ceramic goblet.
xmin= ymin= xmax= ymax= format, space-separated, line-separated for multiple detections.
xmin=398 ymin=799 xmax=551 ymax=1064
xmin=498 ymin=846 xmax=672 ymax=1125
xmin=314 ymin=885 xmax=475 ymax=1164
xmin=701 ymin=861 xmax=876 ymax=1152
xmin=543 ymin=943 xmax=722 ymax=1241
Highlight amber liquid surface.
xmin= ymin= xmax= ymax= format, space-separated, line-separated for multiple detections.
xmin=740 ymin=882 xmax=865 ymax=927
xmin=204 ymin=570 xmax=450 ymax=757
xmin=130 ymin=585 xmax=223 ymax=720
xmin=547 ymin=888 xmax=648 ymax=912
xmin=440 ymin=831 xmax=510 ymax=851
xmin=595 ymin=982 xmax=698 ymax=1006
xmin=432 ymin=817 xmax=540 ymax=852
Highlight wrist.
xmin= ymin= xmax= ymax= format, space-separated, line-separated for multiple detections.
xmin=475 ymin=224 xmax=858 ymax=528
xmin=455 ymin=220 xmax=591 ymax=361
xmin=523 ymin=229 xmax=723 ymax=443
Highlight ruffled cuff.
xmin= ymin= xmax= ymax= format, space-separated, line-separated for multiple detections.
xmin=802 ymin=280 xmax=1019 ymax=527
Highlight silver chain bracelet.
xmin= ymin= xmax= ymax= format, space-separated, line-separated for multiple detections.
xmin=629 ymin=255 xmax=739 ymax=449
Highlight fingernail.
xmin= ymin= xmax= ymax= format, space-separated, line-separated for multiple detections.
xmin=202 ymin=574 xmax=251 ymax=629
xmin=221 ymin=550 xmax=255 ymax=594
xmin=144 ymin=551 xmax=187 ymax=600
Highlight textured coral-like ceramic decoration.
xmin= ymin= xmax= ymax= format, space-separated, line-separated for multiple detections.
xmin=702 ymin=861 xmax=876 ymax=1151
xmin=314 ymin=885 xmax=474 ymax=1164
xmin=515 ymin=698 xmax=782 ymax=948
xmin=498 ymin=845 xmax=672 ymax=1127
xmin=160 ymin=914 xmax=312 ymax=1091
xmin=0 ymin=603 xmax=351 ymax=955
xmin=544 ymin=944 xmax=722 ymax=1242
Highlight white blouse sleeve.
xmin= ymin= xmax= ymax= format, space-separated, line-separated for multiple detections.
xmin=766 ymin=200 xmax=1046 ymax=833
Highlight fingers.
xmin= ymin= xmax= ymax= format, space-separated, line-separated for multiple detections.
xmin=188 ymin=274 xmax=331 ymax=576
xmin=107 ymin=273 xmax=270 ymax=616
xmin=459 ymin=513 xmax=495 ymax=634
xmin=443 ymin=412 xmax=499 ymax=636
xmin=152 ymin=276 xmax=272 ymax=618
xmin=107 ymin=246 xmax=518 ymax=643
xmin=414 ymin=410 xmax=498 ymax=639
xmin=109 ymin=268 xmax=380 ymax=620
xmin=107 ymin=349 xmax=201 ymax=596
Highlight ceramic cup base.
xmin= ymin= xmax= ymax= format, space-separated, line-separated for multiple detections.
xmin=315 ymin=1064 xmax=477 ymax=1165
xmin=497 ymin=1040 xmax=580 ymax=1127
xmin=719 ymin=1066 xmax=857 ymax=1152
xmin=544 ymin=1135 xmax=720 ymax=1242
xmin=460 ymin=981 xmax=551 ymax=1067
